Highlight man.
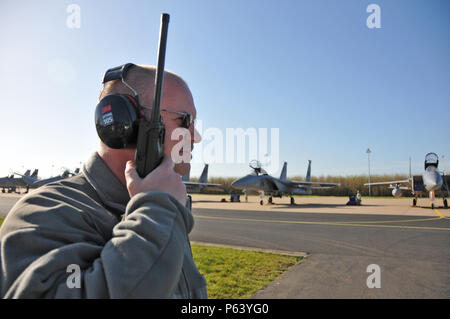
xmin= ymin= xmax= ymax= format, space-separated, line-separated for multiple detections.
xmin=356 ymin=190 xmax=362 ymax=204
xmin=0 ymin=65 xmax=207 ymax=298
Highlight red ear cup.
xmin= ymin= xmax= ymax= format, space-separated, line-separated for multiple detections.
xmin=95 ymin=94 xmax=140 ymax=149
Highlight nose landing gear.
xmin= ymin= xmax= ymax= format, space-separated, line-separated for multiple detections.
xmin=430 ymin=191 xmax=435 ymax=209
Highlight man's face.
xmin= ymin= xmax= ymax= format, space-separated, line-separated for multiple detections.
xmin=143 ymin=80 xmax=201 ymax=176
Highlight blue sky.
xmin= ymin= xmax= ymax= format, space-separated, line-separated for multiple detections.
xmin=0 ymin=0 xmax=449 ymax=179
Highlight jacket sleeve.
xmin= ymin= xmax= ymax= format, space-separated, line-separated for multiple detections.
xmin=0 ymin=190 xmax=191 ymax=298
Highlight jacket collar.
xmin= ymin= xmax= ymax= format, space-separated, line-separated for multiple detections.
xmin=82 ymin=152 xmax=130 ymax=215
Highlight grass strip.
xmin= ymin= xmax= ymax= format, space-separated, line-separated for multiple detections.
xmin=191 ymin=243 xmax=303 ymax=299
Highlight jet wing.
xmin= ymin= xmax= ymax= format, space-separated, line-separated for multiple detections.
xmin=13 ymin=172 xmax=26 ymax=177
xmin=279 ymin=180 xmax=340 ymax=188
xmin=183 ymin=181 xmax=223 ymax=188
xmin=364 ymin=179 xmax=410 ymax=186
xmin=310 ymin=186 xmax=339 ymax=190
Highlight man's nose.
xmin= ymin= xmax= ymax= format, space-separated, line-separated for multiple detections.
xmin=193 ymin=127 xmax=202 ymax=143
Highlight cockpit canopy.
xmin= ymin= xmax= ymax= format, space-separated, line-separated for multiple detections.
xmin=424 ymin=152 xmax=439 ymax=170
xmin=249 ymin=160 xmax=267 ymax=175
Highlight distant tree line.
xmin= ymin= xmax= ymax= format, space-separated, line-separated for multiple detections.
xmin=191 ymin=174 xmax=424 ymax=197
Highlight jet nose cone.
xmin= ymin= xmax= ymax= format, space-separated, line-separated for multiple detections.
xmin=426 ymin=182 xmax=437 ymax=192
xmin=231 ymin=179 xmax=240 ymax=188
xmin=423 ymin=170 xmax=443 ymax=191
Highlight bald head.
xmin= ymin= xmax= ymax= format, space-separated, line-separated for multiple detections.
xmin=98 ymin=64 xmax=193 ymax=113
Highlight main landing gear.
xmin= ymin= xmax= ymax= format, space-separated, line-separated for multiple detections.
xmin=441 ymin=190 xmax=448 ymax=208
xmin=258 ymin=194 xmax=296 ymax=205
xmin=261 ymin=196 xmax=274 ymax=205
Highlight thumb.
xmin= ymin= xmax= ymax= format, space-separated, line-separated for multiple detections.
xmin=125 ymin=160 xmax=139 ymax=181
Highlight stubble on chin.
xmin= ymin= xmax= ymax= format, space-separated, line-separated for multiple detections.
xmin=174 ymin=162 xmax=190 ymax=176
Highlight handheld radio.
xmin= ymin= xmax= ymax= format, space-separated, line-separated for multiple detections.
xmin=135 ymin=13 xmax=170 ymax=177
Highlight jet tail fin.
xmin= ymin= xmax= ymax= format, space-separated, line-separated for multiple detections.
xmin=280 ymin=162 xmax=287 ymax=180
xmin=31 ymin=169 xmax=38 ymax=178
xmin=199 ymin=164 xmax=209 ymax=183
xmin=306 ymin=160 xmax=312 ymax=182
xmin=24 ymin=169 xmax=31 ymax=177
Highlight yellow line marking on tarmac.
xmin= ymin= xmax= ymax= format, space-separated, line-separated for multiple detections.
xmin=193 ymin=215 xmax=450 ymax=231
xmin=433 ymin=209 xmax=445 ymax=219
xmin=310 ymin=216 xmax=441 ymax=225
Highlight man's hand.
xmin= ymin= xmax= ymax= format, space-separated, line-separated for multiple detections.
xmin=125 ymin=156 xmax=187 ymax=205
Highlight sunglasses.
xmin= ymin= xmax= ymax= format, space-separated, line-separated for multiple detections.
xmin=161 ymin=109 xmax=195 ymax=129
xmin=140 ymin=106 xmax=195 ymax=129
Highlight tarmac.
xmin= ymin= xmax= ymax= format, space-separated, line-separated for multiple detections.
xmin=190 ymin=193 xmax=450 ymax=217
xmin=188 ymin=194 xmax=450 ymax=298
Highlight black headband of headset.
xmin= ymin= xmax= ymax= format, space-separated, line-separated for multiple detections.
xmin=102 ymin=63 xmax=136 ymax=84
xmin=101 ymin=63 xmax=143 ymax=117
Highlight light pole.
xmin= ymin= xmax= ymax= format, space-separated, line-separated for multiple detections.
xmin=366 ymin=148 xmax=372 ymax=197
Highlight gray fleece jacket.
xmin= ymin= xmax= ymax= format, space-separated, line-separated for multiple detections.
xmin=0 ymin=153 xmax=207 ymax=298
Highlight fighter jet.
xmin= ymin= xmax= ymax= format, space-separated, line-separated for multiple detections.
xmin=28 ymin=168 xmax=80 ymax=189
xmin=12 ymin=167 xmax=80 ymax=190
xmin=0 ymin=169 xmax=37 ymax=193
xmin=182 ymin=164 xmax=222 ymax=193
xmin=231 ymin=160 xmax=340 ymax=205
xmin=0 ymin=173 xmax=23 ymax=193
xmin=13 ymin=169 xmax=39 ymax=186
xmin=364 ymin=153 xmax=449 ymax=208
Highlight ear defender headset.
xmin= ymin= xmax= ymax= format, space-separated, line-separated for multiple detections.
xmin=95 ymin=63 xmax=145 ymax=149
